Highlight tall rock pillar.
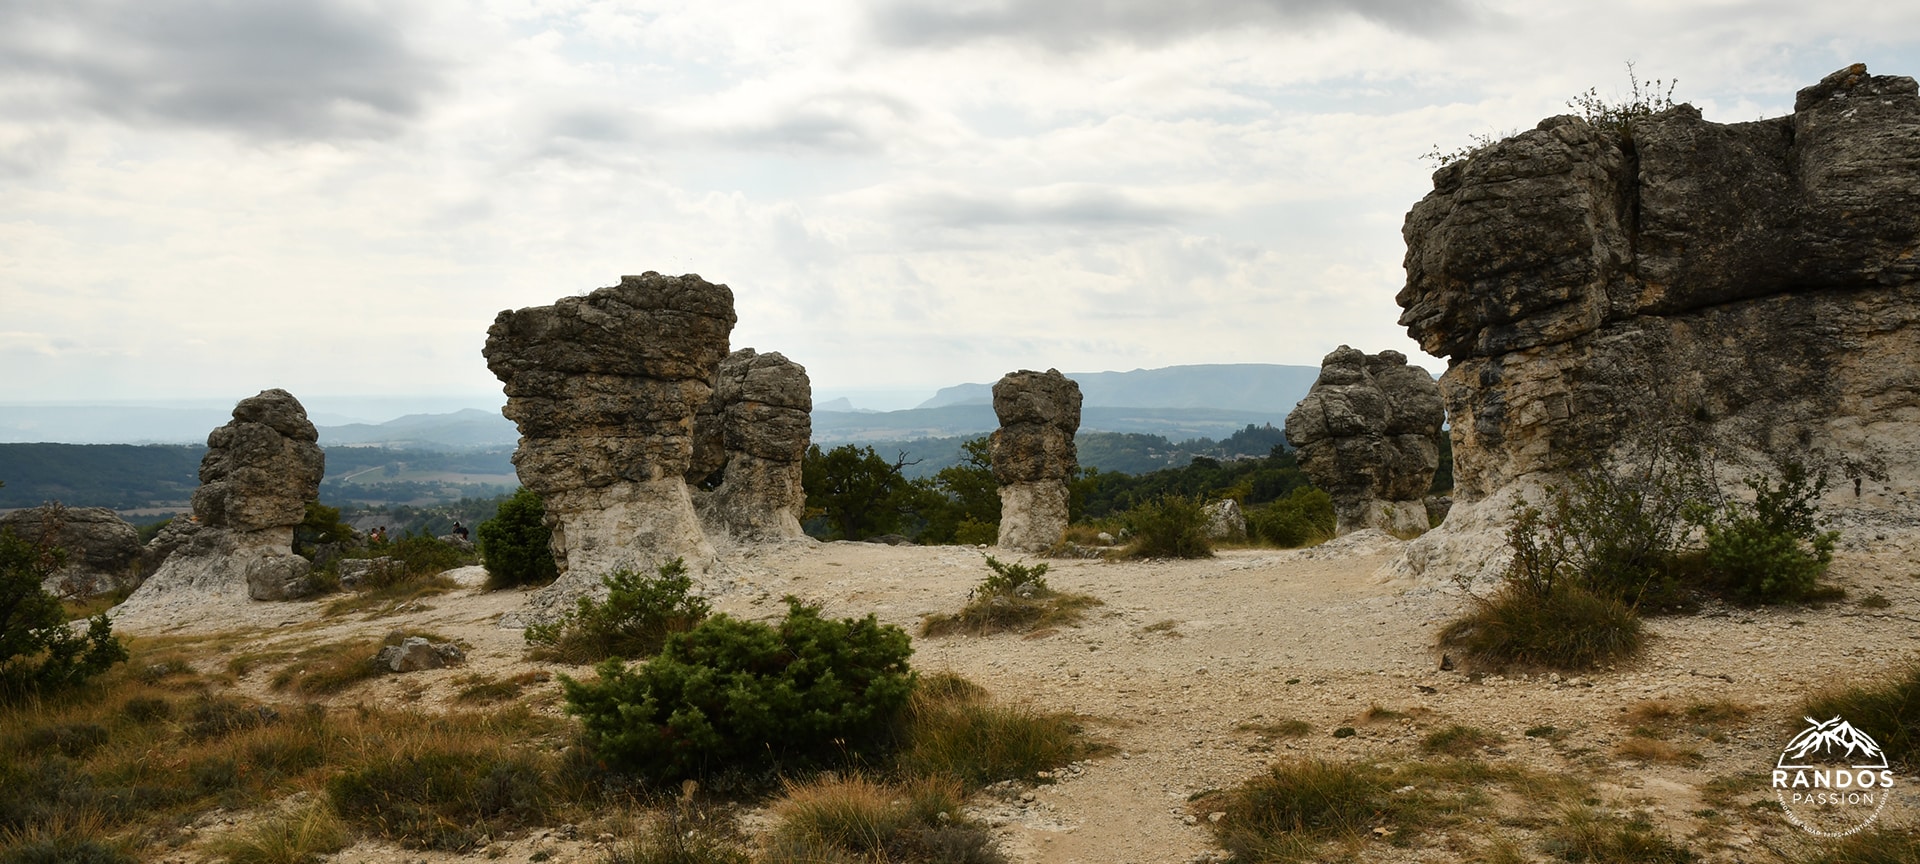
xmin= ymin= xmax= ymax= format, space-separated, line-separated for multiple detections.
xmin=484 ymin=273 xmax=735 ymax=615
xmin=690 ymin=349 xmax=812 ymax=541
xmin=991 ymin=369 xmax=1081 ymax=553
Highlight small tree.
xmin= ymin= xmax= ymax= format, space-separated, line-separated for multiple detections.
xmin=914 ymin=437 xmax=1000 ymax=545
xmin=523 ymin=559 xmax=711 ymax=663
xmin=477 ymin=488 xmax=557 ymax=590
xmin=1123 ymin=495 xmax=1214 ymax=559
xmin=294 ymin=500 xmax=356 ymax=558
xmin=1699 ymin=463 xmax=1839 ymax=604
xmin=0 ymin=523 xmax=128 ymax=700
xmin=803 ymin=445 xmax=920 ymax=540
xmin=562 ymin=598 xmax=915 ymax=781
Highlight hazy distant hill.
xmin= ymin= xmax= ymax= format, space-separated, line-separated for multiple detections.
xmin=815 ymin=364 xmax=1323 ymax=445
xmin=318 ymin=409 xmax=519 ymax=449
xmin=917 ymin=363 xmax=1322 ymax=413
xmin=810 ymin=405 xmax=1284 ymax=444
xmin=0 ymin=405 xmax=235 ymax=444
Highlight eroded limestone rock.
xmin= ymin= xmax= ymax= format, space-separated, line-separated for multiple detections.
xmin=0 ymin=505 xmax=142 ymax=599
xmin=691 ymin=349 xmax=812 ymax=542
xmin=1284 ymin=346 xmax=1444 ymax=536
xmin=991 ymin=369 xmax=1081 ymax=552
xmin=1393 ymin=65 xmax=1920 ymax=584
xmin=116 ymin=389 xmax=325 ymax=613
xmin=485 ymin=273 xmax=735 ymax=616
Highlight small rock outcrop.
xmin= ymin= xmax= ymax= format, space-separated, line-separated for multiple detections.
xmin=991 ymin=369 xmax=1082 ymax=552
xmin=690 ymin=349 xmax=812 ymax=541
xmin=117 ymin=389 xmax=326 ymax=612
xmin=1284 ymin=347 xmax=1445 ymax=536
xmin=1203 ymin=499 xmax=1247 ymax=540
xmin=377 ymin=636 xmax=466 ymax=673
xmin=484 ymin=273 xmax=737 ymax=615
xmin=0 ymin=505 xmax=142 ymax=598
xmin=1394 ymin=65 xmax=1920 ymax=582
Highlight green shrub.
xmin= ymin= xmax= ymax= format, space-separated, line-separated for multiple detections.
xmin=1247 ymin=487 xmax=1335 ymax=548
xmin=292 ymin=501 xmax=355 ymax=560
xmin=919 ymin=557 xmax=1100 ymax=637
xmin=384 ymin=529 xmax=471 ymax=577
xmin=477 ymin=488 xmax=558 ymax=590
xmin=524 ymin=559 xmax=711 ymax=664
xmin=562 ymin=598 xmax=915 ymax=781
xmin=1440 ymin=581 xmax=1641 ymax=672
xmin=1514 ymin=462 xmax=1703 ymax=607
xmin=1122 ymin=495 xmax=1213 ymax=559
xmin=1701 ymin=464 xmax=1839 ymax=604
xmin=0 ymin=527 xmax=128 ymax=701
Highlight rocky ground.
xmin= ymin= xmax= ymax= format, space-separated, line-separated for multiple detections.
xmin=116 ymin=530 xmax=1920 ymax=863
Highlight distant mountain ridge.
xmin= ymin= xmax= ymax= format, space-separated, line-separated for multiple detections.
xmin=318 ymin=408 xmax=519 ymax=449
xmin=917 ymin=363 xmax=1322 ymax=414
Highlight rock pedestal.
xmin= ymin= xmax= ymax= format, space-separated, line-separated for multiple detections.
xmin=990 ymin=369 xmax=1082 ymax=553
xmin=116 ymin=389 xmax=325 ymax=612
xmin=691 ymin=349 xmax=812 ymax=541
xmin=1283 ymin=347 xmax=1444 ymax=536
xmin=484 ymin=273 xmax=736 ymax=615
xmin=1393 ymin=65 xmax=1920 ymax=583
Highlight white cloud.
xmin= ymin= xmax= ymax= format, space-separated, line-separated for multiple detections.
xmin=1 ymin=0 xmax=1917 ymax=405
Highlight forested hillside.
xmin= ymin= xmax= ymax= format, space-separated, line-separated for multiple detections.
xmin=0 ymin=444 xmax=203 ymax=509
xmin=0 ymin=444 xmax=517 ymax=511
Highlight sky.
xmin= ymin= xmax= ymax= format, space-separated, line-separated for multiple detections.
xmin=3 ymin=0 xmax=1918 ymax=416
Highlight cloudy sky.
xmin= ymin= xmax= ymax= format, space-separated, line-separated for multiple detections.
xmin=3 ymin=0 xmax=1917 ymax=414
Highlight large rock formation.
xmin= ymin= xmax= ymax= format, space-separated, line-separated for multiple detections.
xmin=484 ymin=273 xmax=736 ymax=614
xmin=991 ymin=369 xmax=1082 ymax=552
xmin=1394 ymin=65 xmax=1920 ymax=582
xmin=689 ymin=349 xmax=812 ymax=542
xmin=0 ymin=505 xmax=142 ymax=599
xmin=117 ymin=389 xmax=326 ymax=611
xmin=1284 ymin=346 xmax=1444 ymax=536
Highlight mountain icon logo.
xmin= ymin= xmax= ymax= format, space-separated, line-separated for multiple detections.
xmin=1773 ymin=714 xmax=1896 ymax=837
xmin=1778 ymin=716 xmax=1889 ymax=769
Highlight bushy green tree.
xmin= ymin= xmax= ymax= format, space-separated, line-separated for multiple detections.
xmin=913 ymin=437 xmax=1000 ymax=545
xmin=523 ymin=559 xmax=711 ymax=663
xmin=477 ymin=488 xmax=557 ymax=590
xmin=1247 ymin=487 xmax=1336 ymax=548
xmin=385 ymin=529 xmax=472 ymax=578
xmin=0 ymin=525 xmax=128 ymax=700
xmin=803 ymin=445 xmax=919 ymax=540
xmin=562 ymin=598 xmax=915 ymax=781
xmin=294 ymin=501 xmax=356 ymax=558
